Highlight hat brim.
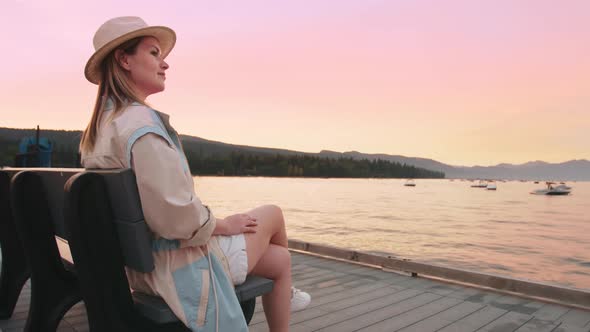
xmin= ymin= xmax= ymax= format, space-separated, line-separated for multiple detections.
xmin=84 ymin=26 xmax=176 ymax=84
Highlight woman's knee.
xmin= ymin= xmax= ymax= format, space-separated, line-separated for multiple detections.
xmin=269 ymin=245 xmax=291 ymax=270
xmin=252 ymin=245 xmax=291 ymax=278
xmin=274 ymin=246 xmax=292 ymax=274
xmin=263 ymin=204 xmax=285 ymax=227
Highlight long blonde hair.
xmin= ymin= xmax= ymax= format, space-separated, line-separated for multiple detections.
xmin=80 ymin=37 xmax=148 ymax=154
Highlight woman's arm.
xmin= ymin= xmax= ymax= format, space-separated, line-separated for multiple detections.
xmin=131 ymin=133 xmax=216 ymax=246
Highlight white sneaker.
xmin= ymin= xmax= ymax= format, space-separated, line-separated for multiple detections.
xmin=290 ymin=286 xmax=311 ymax=312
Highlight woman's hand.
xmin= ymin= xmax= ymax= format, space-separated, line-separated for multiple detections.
xmin=216 ymin=214 xmax=258 ymax=236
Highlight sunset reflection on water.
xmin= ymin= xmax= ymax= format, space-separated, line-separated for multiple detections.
xmin=196 ymin=177 xmax=590 ymax=290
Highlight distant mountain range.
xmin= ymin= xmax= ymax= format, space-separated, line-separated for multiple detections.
xmin=1 ymin=127 xmax=588 ymax=180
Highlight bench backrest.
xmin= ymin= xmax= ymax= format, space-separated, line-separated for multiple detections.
xmin=3 ymin=168 xmax=155 ymax=273
xmin=2 ymin=168 xmax=80 ymax=239
xmin=79 ymin=169 xmax=154 ymax=272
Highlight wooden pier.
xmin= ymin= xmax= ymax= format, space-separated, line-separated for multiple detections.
xmin=2 ymin=249 xmax=590 ymax=331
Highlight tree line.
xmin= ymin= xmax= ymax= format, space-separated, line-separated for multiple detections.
xmin=185 ymin=151 xmax=444 ymax=178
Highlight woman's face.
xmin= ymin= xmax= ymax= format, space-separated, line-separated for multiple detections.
xmin=118 ymin=37 xmax=169 ymax=99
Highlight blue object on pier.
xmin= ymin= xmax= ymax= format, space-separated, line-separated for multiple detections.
xmin=16 ymin=134 xmax=53 ymax=167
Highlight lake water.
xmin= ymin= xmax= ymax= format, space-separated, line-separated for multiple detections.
xmin=196 ymin=177 xmax=590 ymax=290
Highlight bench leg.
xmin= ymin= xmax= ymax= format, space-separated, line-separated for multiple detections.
xmin=24 ymin=275 xmax=81 ymax=332
xmin=240 ymin=298 xmax=256 ymax=325
xmin=0 ymin=252 xmax=29 ymax=319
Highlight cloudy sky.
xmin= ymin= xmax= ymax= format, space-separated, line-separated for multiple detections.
xmin=2 ymin=0 xmax=589 ymax=166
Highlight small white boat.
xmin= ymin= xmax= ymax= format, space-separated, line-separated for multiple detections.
xmin=486 ymin=183 xmax=497 ymax=190
xmin=404 ymin=179 xmax=416 ymax=187
xmin=531 ymin=182 xmax=571 ymax=195
xmin=471 ymin=180 xmax=488 ymax=188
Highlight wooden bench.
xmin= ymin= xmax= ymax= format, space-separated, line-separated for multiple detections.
xmin=0 ymin=168 xmax=273 ymax=331
xmin=0 ymin=171 xmax=31 ymax=320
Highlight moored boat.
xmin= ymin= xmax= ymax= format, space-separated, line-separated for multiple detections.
xmin=470 ymin=180 xmax=488 ymax=188
xmin=531 ymin=182 xmax=571 ymax=195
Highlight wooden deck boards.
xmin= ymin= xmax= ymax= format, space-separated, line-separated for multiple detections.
xmin=2 ymin=251 xmax=589 ymax=332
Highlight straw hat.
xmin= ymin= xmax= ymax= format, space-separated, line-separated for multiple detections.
xmin=85 ymin=16 xmax=176 ymax=84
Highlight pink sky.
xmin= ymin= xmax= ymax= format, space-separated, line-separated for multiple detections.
xmin=1 ymin=0 xmax=589 ymax=166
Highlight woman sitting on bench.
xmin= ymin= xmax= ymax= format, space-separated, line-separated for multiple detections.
xmin=79 ymin=16 xmax=310 ymax=332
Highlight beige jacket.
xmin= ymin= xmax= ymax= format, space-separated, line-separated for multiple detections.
xmin=81 ymin=101 xmax=247 ymax=331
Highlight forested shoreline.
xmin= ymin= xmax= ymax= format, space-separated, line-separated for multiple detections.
xmin=0 ymin=128 xmax=445 ymax=178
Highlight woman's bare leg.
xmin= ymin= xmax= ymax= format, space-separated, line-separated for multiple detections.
xmin=243 ymin=205 xmax=291 ymax=331
xmin=250 ymin=244 xmax=291 ymax=331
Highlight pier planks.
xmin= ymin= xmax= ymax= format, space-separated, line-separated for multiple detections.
xmin=2 ymin=251 xmax=589 ymax=332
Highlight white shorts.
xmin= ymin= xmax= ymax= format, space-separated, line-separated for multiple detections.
xmin=216 ymin=234 xmax=248 ymax=285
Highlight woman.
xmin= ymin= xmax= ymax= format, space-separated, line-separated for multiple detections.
xmin=80 ymin=16 xmax=310 ymax=331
